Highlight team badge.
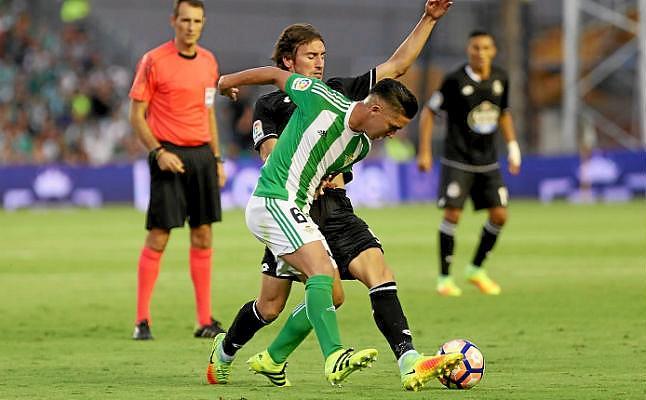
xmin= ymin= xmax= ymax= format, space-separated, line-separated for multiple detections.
xmin=467 ymin=101 xmax=500 ymax=134
xmin=292 ymin=77 xmax=312 ymax=91
xmin=343 ymin=154 xmax=355 ymax=166
xmin=492 ymin=80 xmax=503 ymax=96
xmin=461 ymin=85 xmax=474 ymax=96
xmin=252 ymin=120 xmax=264 ymax=142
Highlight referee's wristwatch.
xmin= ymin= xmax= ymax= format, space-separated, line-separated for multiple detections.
xmin=151 ymin=145 xmax=165 ymax=160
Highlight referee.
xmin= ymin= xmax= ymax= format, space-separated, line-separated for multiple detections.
xmin=128 ymin=0 xmax=226 ymax=339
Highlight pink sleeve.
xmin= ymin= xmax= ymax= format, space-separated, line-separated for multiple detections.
xmin=129 ymin=53 xmax=155 ymax=102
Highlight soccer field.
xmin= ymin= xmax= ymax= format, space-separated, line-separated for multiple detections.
xmin=1 ymin=201 xmax=644 ymax=399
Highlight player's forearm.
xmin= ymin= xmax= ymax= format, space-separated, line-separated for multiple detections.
xmin=499 ymin=111 xmax=517 ymax=143
xmin=208 ymin=108 xmax=222 ymax=157
xmin=418 ymin=107 xmax=434 ymax=155
xmin=499 ymin=111 xmax=521 ymax=169
xmin=129 ymin=101 xmax=160 ymax=151
xmin=377 ymin=15 xmax=437 ymax=80
xmin=219 ymin=67 xmax=291 ymax=92
xmin=259 ymin=137 xmax=277 ymax=162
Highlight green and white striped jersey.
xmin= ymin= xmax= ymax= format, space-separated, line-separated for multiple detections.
xmin=254 ymin=74 xmax=371 ymax=211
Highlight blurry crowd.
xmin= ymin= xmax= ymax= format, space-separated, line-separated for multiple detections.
xmin=0 ymin=0 xmax=263 ymax=167
xmin=0 ymin=1 xmax=142 ymax=165
xmin=0 ymin=1 xmax=412 ymax=167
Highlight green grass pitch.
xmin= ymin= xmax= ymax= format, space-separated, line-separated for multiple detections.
xmin=1 ymin=201 xmax=644 ymax=399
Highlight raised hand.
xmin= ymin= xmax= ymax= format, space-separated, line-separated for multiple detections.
xmin=217 ymin=75 xmax=240 ymax=101
xmin=425 ymin=0 xmax=453 ymax=21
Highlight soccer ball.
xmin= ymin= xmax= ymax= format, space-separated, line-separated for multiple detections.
xmin=437 ymin=339 xmax=485 ymax=389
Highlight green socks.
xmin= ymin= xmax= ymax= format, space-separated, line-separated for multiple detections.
xmin=267 ymin=302 xmax=312 ymax=363
xmin=304 ymin=274 xmax=342 ymax=359
xmin=266 ymin=274 xmax=342 ymax=362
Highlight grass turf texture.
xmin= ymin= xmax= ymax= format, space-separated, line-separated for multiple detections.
xmin=1 ymin=201 xmax=644 ymax=399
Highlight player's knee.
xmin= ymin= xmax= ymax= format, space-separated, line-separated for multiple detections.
xmin=444 ymin=208 xmax=461 ymax=224
xmin=255 ymin=298 xmax=284 ymax=323
xmin=190 ymin=225 xmax=212 ymax=249
xmin=491 ymin=216 xmax=507 ymax=226
xmin=351 ymin=253 xmax=395 ymax=288
xmin=489 ymin=209 xmax=508 ymax=226
xmin=145 ymin=229 xmax=170 ymax=252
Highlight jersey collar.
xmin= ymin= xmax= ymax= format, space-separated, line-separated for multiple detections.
xmin=465 ymin=65 xmax=482 ymax=83
xmin=344 ymin=102 xmax=363 ymax=135
xmin=171 ymin=40 xmax=198 ymax=59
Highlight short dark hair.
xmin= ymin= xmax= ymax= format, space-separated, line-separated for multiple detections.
xmin=173 ymin=0 xmax=205 ymax=17
xmin=272 ymin=24 xmax=325 ymax=70
xmin=369 ymin=79 xmax=418 ymax=119
xmin=469 ymin=30 xmax=495 ymax=42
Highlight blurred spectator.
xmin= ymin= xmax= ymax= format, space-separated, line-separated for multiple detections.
xmin=60 ymin=0 xmax=90 ymax=24
xmin=0 ymin=0 xmax=142 ymax=165
xmin=32 ymin=117 xmax=63 ymax=163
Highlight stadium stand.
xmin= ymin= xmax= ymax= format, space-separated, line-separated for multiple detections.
xmin=0 ymin=0 xmax=141 ymax=165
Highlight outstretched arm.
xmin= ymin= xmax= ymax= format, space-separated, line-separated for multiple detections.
xmin=218 ymin=67 xmax=292 ymax=100
xmin=376 ymin=0 xmax=453 ymax=81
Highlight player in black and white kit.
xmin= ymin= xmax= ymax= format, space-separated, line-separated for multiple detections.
xmin=417 ymin=30 xmax=522 ymax=297
xmin=207 ymin=1 xmax=459 ymax=392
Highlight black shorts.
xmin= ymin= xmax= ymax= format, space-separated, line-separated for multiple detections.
xmin=260 ymin=188 xmax=383 ymax=281
xmin=146 ymin=142 xmax=221 ymax=230
xmin=437 ymin=164 xmax=508 ymax=211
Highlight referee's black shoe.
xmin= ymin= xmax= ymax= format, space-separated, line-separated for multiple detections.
xmin=133 ymin=320 xmax=153 ymax=340
xmin=194 ymin=317 xmax=226 ymax=338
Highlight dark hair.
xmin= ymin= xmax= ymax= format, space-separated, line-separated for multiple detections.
xmin=469 ymin=30 xmax=495 ymax=42
xmin=173 ymin=0 xmax=205 ymax=17
xmin=272 ymin=24 xmax=325 ymax=70
xmin=369 ymin=79 xmax=418 ymax=119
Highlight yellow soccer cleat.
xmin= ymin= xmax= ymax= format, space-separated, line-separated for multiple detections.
xmin=247 ymin=350 xmax=291 ymax=387
xmin=324 ymin=348 xmax=378 ymax=386
xmin=466 ymin=267 xmax=501 ymax=295
xmin=436 ymin=276 xmax=463 ymax=297
xmin=400 ymin=352 xmax=464 ymax=391
xmin=206 ymin=333 xmax=233 ymax=384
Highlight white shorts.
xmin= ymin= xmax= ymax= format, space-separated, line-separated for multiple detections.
xmin=246 ymin=195 xmax=336 ymax=278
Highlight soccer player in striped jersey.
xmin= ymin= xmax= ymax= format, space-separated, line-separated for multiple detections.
xmin=212 ymin=67 xmax=420 ymax=386
xmin=208 ymin=1 xmax=462 ymax=392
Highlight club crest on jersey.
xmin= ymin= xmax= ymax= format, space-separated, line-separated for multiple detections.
xmin=461 ymin=85 xmax=474 ymax=96
xmin=292 ymin=77 xmax=313 ymax=91
xmin=467 ymin=100 xmax=500 ymax=134
xmin=343 ymin=154 xmax=355 ymax=166
xmin=252 ymin=120 xmax=264 ymax=142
